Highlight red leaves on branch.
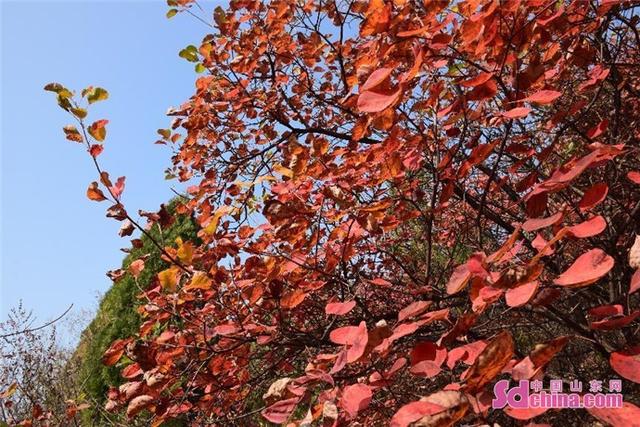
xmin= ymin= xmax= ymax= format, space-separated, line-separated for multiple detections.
xmin=330 ymin=321 xmax=368 ymax=363
xmin=46 ymin=0 xmax=640 ymax=424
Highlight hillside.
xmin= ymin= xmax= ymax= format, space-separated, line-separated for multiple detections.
xmin=72 ymin=200 xmax=198 ymax=425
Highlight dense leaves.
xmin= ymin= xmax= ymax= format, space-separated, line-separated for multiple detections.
xmin=46 ymin=0 xmax=640 ymax=425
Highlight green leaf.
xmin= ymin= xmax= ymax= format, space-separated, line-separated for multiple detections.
xmin=195 ymin=63 xmax=206 ymax=73
xmin=87 ymin=87 xmax=109 ymax=104
xmin=166 ymin=8 xmax=178 ymax=18
xmin=214 ymin=6 xmax=227 ymax=27
xmin=179 ymin=45 xmax=199 ymax=63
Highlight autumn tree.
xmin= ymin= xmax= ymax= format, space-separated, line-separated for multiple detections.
xmin=45 ymin=0 xmax=640 ymax=425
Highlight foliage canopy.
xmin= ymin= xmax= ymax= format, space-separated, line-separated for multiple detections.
xmin=37 ymin=0 xmax=640 ymax=425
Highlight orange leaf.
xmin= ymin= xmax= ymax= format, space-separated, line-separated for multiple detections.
xmin=102 ymin=339 xmax=127 ymax=366
xmin=87 ymin=182 xmax=107 ymax=201
xmin=463 ymin=331 xmax=514 ymax=393
xmin=88 ymin=119 xmax=108 ymax=142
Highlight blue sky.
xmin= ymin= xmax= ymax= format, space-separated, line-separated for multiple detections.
xmin=1 ymin=1 xmax=219 ymax=331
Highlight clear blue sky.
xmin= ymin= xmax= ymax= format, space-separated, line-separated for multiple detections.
xmin=1 ymin=1 xmax=219 ymax=328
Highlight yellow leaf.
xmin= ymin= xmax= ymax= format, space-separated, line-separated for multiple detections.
xmin=274 ymin=164 xmax=294 ymax=178
xmin=0 ymin=382 xmax=17 ymax=398
xmin=158 ymin=267 xmax=180 ymax=292
xmin=204 ymin=206 xmax=232 ymax=235
xmin=177 ymin=239 xmax=194 ymax=264
xmin=183 ymin=271 xmax=212 ymax=291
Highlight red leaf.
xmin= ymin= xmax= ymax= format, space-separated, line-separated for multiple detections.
xmin=505 ymin=406 xmax=548 ymax=420
xmin=410 ymin=342 xmax=447 ymax=377
xmin=467 ymin=79 xmax=497 ymax=101
xmin=398 ymin=301 xmax=431 ymax=322
xmin=446 ymin=263 xmax=471 ymax=295
xmin=522 ymin=212 xmax=563 ymax=232
xmin=261 ymin=397 xmax=300 ymax=424
xmin=505 ymin=281 xmax=539 ymax=307
xmin=390 ymin=401 xmax=446 ymax=427
xmin=89 ymin=144 xmax=104 ymax=158
xmin=502 ymin=107 xmax=531 ymax=119
xmin=330 ymin=325 xmax=360 ymax=345
xmin=121 ymin=363 xmax=143 ymax=379
xmin=325 ymin=300 xmax=356 ymax=316
xmin=610 ymin=345 xmax=640 ymax=383
xmin=567 ymin=215 xmax=607 ymax=238
xmin=361 ymin=68 xmax=393 ymax=92
xmin=357 ymin=88 xmax=401 ymax=113
xmin=554 ymin=249 xmax=614 ymax=287
xmin=340 ymin=384 xmax=372 ymax=419
xmin=213 ymin=323 xmax=239 ymax=336
xmin=128 ymin=259 xmax=145 ymax=278
xmin=447 ymin=341 xmax=487 ymax=369
xmin=126 ymin=395 xmax=154 ymax=418
xmin=587 ymin=402 xmax=640 ymax=427
xmin=110 ymin=176 xmax=126 ymax=199
xmin=370 ymin=277 xmax=392 ymax=287
xmin=628 ymin=171 xmax=640 ymax=184
xmin=590 ymin=311 xmax=640 ymax=330
xmin=460 ymin=72 xmax=493 ymax=88
xmin=589 ymin=304 xmax=623 ymax=318
xmin=330 ymin=321 xmax=368 ymax=363
xmin=102 ymin=339 xmax=127 ymax=366
xmin=587 ymin=119 xmax=609 ymax=139
xmin=523 ymin=90 xmax=562 ymax=104
xmin=579 ymin=183 xmax=608 ymax=212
